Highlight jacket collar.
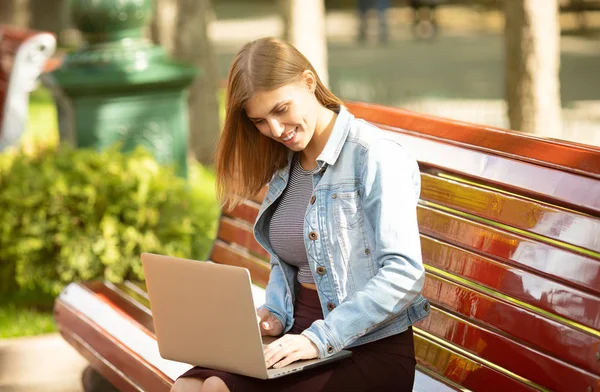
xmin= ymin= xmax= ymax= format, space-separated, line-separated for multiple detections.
xmin=276 ymin=105 xmax=352 ymax=181
xmin=316 ymin=105 xmax=353 ymax=166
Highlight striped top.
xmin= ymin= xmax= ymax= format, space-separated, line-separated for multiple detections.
xmin=269 ymin=154 xmax=316 ymax=284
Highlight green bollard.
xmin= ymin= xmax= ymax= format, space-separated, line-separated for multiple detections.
xmin=51 ymin=0 xmax=197 ymax=177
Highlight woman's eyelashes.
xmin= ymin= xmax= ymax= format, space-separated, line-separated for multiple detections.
xmin=248 ymin=101 xmax=291 ymax=127
xmin=275 ymin=105 xmax=288 ymax=114
xmin=250 ymin=106 xmax=288 ymax=125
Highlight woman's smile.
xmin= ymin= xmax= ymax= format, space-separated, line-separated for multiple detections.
xmin=281 ymin=127 xmax=298 ymax=144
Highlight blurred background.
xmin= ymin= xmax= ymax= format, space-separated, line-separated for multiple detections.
xmin=2 ymin=0 xmax=600 ymax=152
xmin=0 ymin=0 xmax=599 ymax=390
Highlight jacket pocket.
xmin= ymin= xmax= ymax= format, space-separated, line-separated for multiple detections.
xmin=332 ymin=190 xmax=364 ymax=230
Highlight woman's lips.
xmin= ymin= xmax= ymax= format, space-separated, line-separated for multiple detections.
xmin=281 ymin=127 xmax=298 ymax=143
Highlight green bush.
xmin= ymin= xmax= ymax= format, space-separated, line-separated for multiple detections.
xmin=0 ymin=145 xmax=219 ymax=300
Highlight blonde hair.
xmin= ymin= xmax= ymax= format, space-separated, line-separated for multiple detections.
xmin=215 ymin=37 xmax=342 ymax=210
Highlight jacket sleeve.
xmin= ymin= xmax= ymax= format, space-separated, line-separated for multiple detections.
xmin=301 ymin=138 xmax=425 ymax=358
xmin=258 ymin=255 xmax=294 ymax=333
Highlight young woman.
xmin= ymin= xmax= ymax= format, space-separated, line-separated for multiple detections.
xmin=171 ymin=37 xmax=430 ymax=392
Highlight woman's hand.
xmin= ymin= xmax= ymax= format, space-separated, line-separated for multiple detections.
xmin=263 ymin=334 xmax=319 ymax=369
xmin=256 ymin=307 xmax=284 ymax=336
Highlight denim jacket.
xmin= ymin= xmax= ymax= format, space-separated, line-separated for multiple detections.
xmin=254 ymin=106 xmax=430 ymax=359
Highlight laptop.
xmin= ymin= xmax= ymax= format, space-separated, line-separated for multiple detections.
xmin=141 ymin=253 xmax=352 ymax=379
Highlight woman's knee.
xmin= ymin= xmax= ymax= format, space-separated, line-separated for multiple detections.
xmin=202 ymin=376 xmax=230 ymax=392
xmin=170 ymin=377 xmax=204 ymax=392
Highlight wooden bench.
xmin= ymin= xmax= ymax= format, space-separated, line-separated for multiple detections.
xmin=0 ymin=25 xmax=57 ymax=151
xmin=54 ymin=101 xmax=600 ymax=392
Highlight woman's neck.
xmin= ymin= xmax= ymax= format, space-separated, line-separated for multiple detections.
xmin=300 ymin=106 xmax=337 ymax=170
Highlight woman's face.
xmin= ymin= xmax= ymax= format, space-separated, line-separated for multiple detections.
xmin=244 ymin=72 xmax=318 ymax=152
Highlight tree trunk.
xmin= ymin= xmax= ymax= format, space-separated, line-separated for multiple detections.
xmin=1 ymin=0 xmax=30 ymax=27
xmin=150 ymin=0 xmax=179 ymax=54
xmin=281 ymin=0 xmax=329 ymax=86
xmin=172 ymin=0 xmax=220 ymax=166
xmin=0 ymin=0 xmax=18 ymax=25
xmin=504 ymin=0 xmax=562 ymax=137
xmin=28 ymin=0 xmax=68 ymax=38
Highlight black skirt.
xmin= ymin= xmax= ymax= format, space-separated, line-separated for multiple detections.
xmin=178 ymin=284 xmax=416 ymax=391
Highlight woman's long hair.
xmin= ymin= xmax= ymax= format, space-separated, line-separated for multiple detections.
xmin=215 ymin=37 xmax=342 ymax=210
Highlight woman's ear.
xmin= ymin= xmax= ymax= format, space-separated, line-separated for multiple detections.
xmin=302 ymin=70 xmax=317 ymax=93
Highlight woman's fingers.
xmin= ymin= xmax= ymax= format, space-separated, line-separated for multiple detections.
xmin=263 ymin=335 xmax=318 ymax=368
xmin=264 ymin=337 xmax=288 ymax=367
xmin=272 ymin=351 xmax=302 ymax=369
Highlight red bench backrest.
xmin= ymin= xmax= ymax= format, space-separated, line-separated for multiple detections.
xmin=211 ymin=101 xmax=600 ymax=392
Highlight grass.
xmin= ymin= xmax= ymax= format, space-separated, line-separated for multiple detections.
xmin=0 ymin=306 xmax=56 ymax=338
xmin=0 ymin=291 xmax=57 ymax=339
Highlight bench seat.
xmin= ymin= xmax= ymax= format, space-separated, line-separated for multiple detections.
xmin=55 ymin=281 xmax=458 ymax=392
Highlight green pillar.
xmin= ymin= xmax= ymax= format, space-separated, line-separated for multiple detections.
xmin=52 ymin=0 xmax=197 ymax=177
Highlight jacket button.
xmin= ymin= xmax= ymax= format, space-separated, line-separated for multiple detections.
xmin=310 ymin=195 xmax=316 ymax=205
xmin=326 ymin=344 xmax=334 ymax=354
xmin=332 ymin=194 xmax=337 ymax=199
xmin=327 ymin=302 xmax=336 ymax=311
xmin=316 ymin=266 xmax=326 ymax=275
xmin=309 ymin=231 xmax=318 ymax=240
xmin=423 ymin=301 xmax=430 ymax=312
xmin=364 ymin=248 xmax=371 ymax=255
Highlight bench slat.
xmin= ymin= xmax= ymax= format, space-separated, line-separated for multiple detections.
xmin=397 ymin=132 xmax=600 ymax=215
xmin=60 ymin=331 xmax=146 ymax=392
xmin=210 ymin=239 xmax=270 ymax=287
xmin=345 ymin=102 xmax=600 ymax=177
xmin=418 ymin=205 xmax=600 ymax=301
xmin=420 ymin=305 xmax=599 ymax=391
xmin=55 ymin=299 xmax=174 ymax=392
xmin=216 ymin=217 xmax=270 ymax=260
xmin=56 ymin=284 xmax=193 ymax=384
xmin=225 ymin=200 xmax=261 ymax=226
xmin=114 ymin=282 xmax=152 ymax=310
xmin=421 ymin=273 xmax=600 ymax=374
xmin=83 ymin=281 xmax=155 ymax=334
xmin=125 ymin=281 xmax=151 ymax=300
xmin=420 ymin=172 xmax=600 ymax=254
xmin=421 ymin=235 xmax=600 ymax=340
xmin=414 ymin=332 xmax=540 ymax=392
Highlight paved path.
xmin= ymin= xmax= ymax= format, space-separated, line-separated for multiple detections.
xmin=0 ymin=333 xmax=87 ymax=392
